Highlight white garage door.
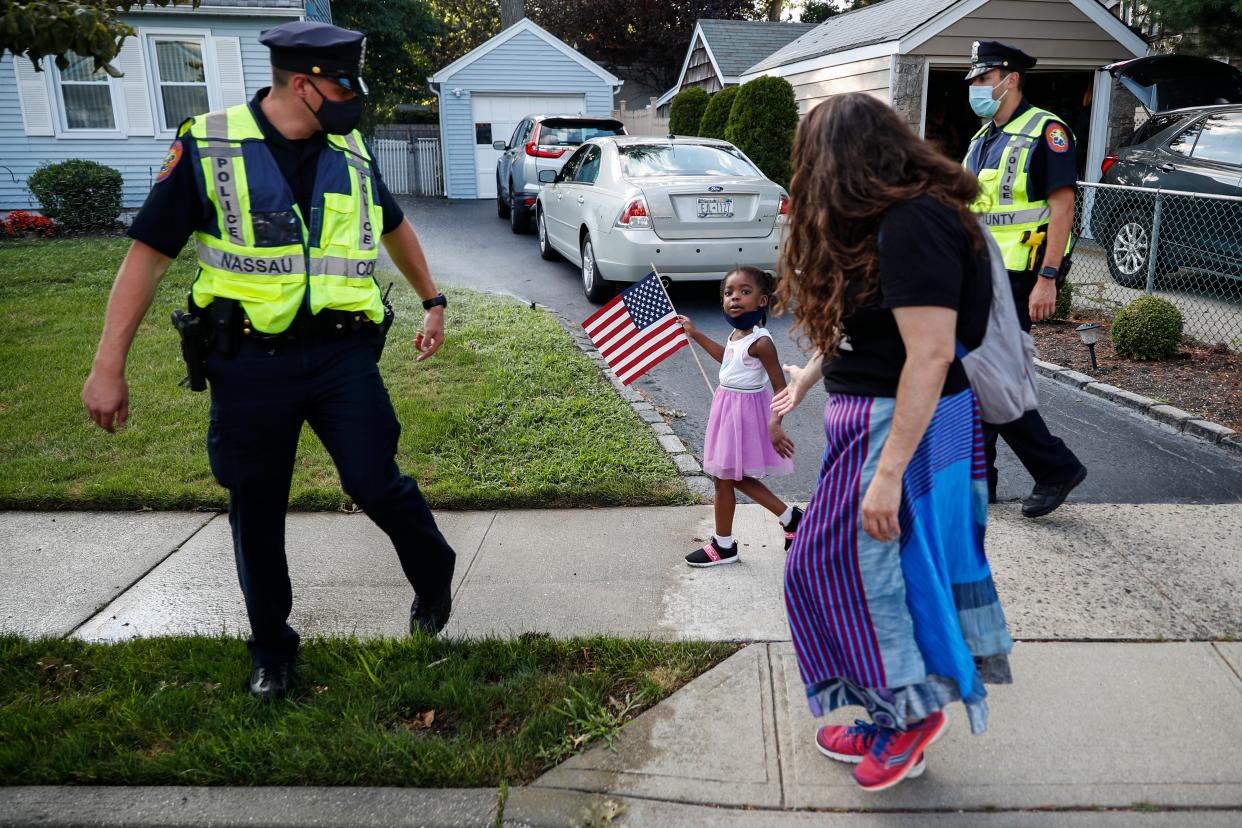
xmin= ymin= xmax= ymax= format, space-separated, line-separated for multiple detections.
xmin=471 ymin=93 xmax=586 ymax=199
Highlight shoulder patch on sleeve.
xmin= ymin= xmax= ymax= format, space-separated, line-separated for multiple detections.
xmin=1045 ymin=122 xmax=1070 ymax=154
xmin=155 ymin=139 xmax=184 ymax=183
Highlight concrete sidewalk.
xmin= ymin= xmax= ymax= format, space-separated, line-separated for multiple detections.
xmin=3 ymin=504 xmax=1241 ymax=824
xmin=4 ymin=503 xmax=1241 ymax=642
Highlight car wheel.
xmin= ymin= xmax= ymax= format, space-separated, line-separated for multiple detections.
xmin=537 ymin=210 xmax=559 ymax=261
xmin=510 ymin=188 xmax=531 ymax=235
xmin=1107 ymin=207 xmax=1171 ymax=289
xmin=496 ymin=175 xmax=510 ymax=219
xmin=580 ymin=233 xmax=613 ymax=304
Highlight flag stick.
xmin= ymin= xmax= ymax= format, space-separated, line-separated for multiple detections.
xmin=650 ymin=263 xmax=715 ymax=396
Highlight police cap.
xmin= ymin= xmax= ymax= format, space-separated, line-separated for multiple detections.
xmin=259 ymin=21 xmax=368 ymax=95
xmin=965 ymin=40 xmax=1036 ymax=80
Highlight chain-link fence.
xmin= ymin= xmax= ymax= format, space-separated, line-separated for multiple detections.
xmin=1070 ymin=182 xmax=1242 ymax=349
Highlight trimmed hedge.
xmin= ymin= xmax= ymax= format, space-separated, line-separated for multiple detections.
xmin=724 ymin=76 xmax=798 ymax=189
xmin=1111 ymin=295 xmax=1184 ymax=360
xmin=27 ymin=159 xmax=122 ymax=233
xmin=698 ymin=86 xmax=738 ymax=140
xmin=669 ymin=87 xmax=709 ymax=137
xmin=1052 ymin=279 xmax=1074 ymax=321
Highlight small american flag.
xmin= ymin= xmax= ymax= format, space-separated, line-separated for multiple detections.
xmin=582 ymin=272 xmax=688 ymax=385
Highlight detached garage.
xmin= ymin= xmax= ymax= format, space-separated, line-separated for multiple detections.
xmin=429 ymin=19 xmax=621 ymax=199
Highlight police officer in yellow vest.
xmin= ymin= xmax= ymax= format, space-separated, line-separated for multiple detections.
xmin=82 ymin=21 xmax=456 ymax=699
xmin=964 ymin=41 xmax=1087 ymax=518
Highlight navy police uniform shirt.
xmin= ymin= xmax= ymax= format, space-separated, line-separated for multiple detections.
xmin=965 ymin=98 xmax=1077 ymax=203
xmin=129 ymin=87 xmax=403 ymax=259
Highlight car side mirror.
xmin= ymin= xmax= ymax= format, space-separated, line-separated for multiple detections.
xmin=538 ymin=169 xmax=558 ymax=184
xmin=492 ymin=141 xmax=507 ymax=151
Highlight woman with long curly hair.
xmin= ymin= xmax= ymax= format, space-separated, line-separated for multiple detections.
xmin=770 ymin=92 xmax=1013 ymax=792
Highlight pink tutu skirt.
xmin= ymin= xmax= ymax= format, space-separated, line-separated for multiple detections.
xmin=702 ymin=387 xmax=795 ymax=481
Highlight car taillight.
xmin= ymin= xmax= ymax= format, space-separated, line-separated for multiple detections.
xmin=1101 ymin=155 xmax=1117 ymax=175
xmin=776 ymin=194 xmax=789 ymax=224
xmin=524 ymin=123 xmax=566 ymax=158
xmin=616 ymin=196 xmax=651 ymax=229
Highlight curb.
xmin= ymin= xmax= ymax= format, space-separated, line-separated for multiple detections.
xmin=539 ymin=303 xmax=715 ymax=501
xmin=1033 ymin=358 xmax=1242 ymax=459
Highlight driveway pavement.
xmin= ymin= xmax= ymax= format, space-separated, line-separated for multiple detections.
xmin=393 ymin=196 xmax=1242 ymax=505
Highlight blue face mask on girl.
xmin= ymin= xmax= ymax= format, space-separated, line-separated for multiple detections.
xmin=968 ymin=78 xmax=1009 ymax=119
xmin=723 ymin=308 xmax=767 ymax=330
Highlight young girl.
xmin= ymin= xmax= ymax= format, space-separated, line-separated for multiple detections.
xmin=678 ymin=266 xmax=802 ymax=568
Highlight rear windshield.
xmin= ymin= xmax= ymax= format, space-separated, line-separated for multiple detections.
xmin=1124 ymin=113 xmax=1184 ymax=148
xmin=537 ymin=121 xmax=624 ymax=147
xmin=619 ymin=144 xmax=760 ymax=177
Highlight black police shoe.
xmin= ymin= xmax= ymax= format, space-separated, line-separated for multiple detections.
xmin=410 ymin=589 xmax=452 ymax=635
xmin=1022 ymin=465 xmax=1087 ymax=518
xmin=247 ymin=661 xmax=293 ymax=701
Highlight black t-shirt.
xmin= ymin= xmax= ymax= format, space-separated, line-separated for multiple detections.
xmin=965 ymin=98 xmax=1078 ymax=202
xmin=822 ymin=195 xmax=992 ymax=398
xmin=128 ymin=88 xmax=404 ymax=259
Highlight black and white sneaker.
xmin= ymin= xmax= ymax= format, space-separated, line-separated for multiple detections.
xmin=783 ymin=506 xmax=804 ymax=552
xmin=685 ymin=539 xmax=739 ymax=568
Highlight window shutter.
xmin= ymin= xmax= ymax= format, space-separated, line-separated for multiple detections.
xmin=212 ymin=37 xmax=247 ymax=108
xmin=12 ymin=56 xmax=55 ymax=136
xmin=115 ymin=36 xmax=154 ymax=136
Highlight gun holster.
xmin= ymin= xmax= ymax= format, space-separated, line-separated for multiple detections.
xmin=171 ymin=304 xmax=209 ymax=392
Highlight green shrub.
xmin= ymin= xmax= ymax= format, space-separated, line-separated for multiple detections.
xmin=27 ymin=159 xmax=123 ymax=233
xmin=669 ymin=87 xmax=710 ymax=137
xmin=698 ymin=86 xmax=739 ymax=140
xmin=1111 ymin=295 xmax=1184 ymax=360
xmin=1051 ymin=279 xmax=1074 ymax=321
xmin=724 ymin=76 xmax=799 ymax=188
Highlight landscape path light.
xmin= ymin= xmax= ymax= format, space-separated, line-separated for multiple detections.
xmin=1075 ymin=322 xmax=1103 ymax=371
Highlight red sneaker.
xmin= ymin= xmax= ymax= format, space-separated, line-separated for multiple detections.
xmin=815 ymin=720 xmax=925 ymax=777
xmin=853 ymin=710 xmax=947 ymax=792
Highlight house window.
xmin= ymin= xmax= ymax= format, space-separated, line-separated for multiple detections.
xmin=56 ymin=52 xmax=116 ymax=130
xmin=150 ymin=36 xmax=210 ymax=130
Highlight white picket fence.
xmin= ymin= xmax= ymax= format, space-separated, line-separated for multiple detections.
xmin=372 ymin=137 xmax=444 ymax=197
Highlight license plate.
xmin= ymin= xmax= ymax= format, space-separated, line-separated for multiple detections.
xmin=698 ymin=197 xmax=733 ymax=218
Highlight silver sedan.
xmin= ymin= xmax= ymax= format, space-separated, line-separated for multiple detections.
xmin=535 ymin=136 xmax=787 ymax=302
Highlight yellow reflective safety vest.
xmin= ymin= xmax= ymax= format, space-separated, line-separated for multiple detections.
xmin=963 ymin=105 xmax=1072 ymax=273
xmin=182 ymin=103 xmax=384 ymax=333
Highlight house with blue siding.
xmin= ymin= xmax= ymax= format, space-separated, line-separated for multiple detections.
xmin=430 ymin=19 xmax=621 ymax=200
xmin=0 ymin=0 xmax=331 ymax=211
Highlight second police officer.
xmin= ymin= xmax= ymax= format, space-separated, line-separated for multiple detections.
xmin=963 ymin=40 xmax=1089 ymax=518
xmin=82 ymin=21 xmax=456 ymax=699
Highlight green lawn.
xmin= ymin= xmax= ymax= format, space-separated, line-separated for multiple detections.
xmin=0 ymin=635 xmax=737 ymax=787
xmin=0 ymin=237 xmax=689 ymax=510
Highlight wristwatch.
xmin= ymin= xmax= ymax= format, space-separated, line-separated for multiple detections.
xmin=422 ymin=293 xmax=448 ymax=311
xmin=1038 ymin=265 xmax=1059 ymax=280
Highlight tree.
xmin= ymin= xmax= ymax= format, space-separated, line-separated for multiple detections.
xmin=333 ymin=0 xmax=442 ymax=129
xmin=669 ymin=87 xmax=710 ymax=135
xmin=698 ymin=85 xmax=738 ymax=139
xmin=429 ymin=0 xmax=502 ymax=72
xmin=725 ymin=75 xmax=798 ymax=187
xmin=1141 ymin=0 xmax=1242 ymax=57
xmin=525 ymin=0 xmax=767 ymax=91
xmin=1 ymin=0 xmax=196 ymax=75
xmin=799 ymin=0 xmax=881 ymax=24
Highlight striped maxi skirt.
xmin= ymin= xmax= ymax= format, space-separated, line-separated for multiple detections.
xmin=784 ymin=388 xmax=1013 ymax=735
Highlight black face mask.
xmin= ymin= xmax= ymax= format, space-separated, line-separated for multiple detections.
xmin=723 ymin=308 xmax=767 ymax=330
xmin=303 ymin=78 xmax=363 ymax=135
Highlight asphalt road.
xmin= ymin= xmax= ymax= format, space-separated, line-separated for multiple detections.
xmin=392 ymin=197 xmax=1242 ymax=505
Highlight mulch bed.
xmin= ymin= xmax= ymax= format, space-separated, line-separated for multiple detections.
xmin=1032 ymin=314 xmax=1242 ymax=432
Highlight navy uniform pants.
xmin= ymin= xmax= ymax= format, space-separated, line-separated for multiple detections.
xmin=985 ymin=272 xmax=1083 ymax=491
xmin=206 ymin=333 xmax=455 ymax=668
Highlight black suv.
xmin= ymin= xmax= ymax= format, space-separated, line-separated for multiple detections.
xmin=1092 ymin=55 xmax=1242 ymax=287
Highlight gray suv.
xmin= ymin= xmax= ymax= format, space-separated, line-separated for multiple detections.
xmin=1092 ymin=56 xmax=1242 ymax=286
xmin=493 ymin=115 xmax=625 ymax=233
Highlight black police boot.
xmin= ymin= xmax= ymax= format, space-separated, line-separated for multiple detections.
xmin=409 ymin=588 xmax=452 ymax=635
xmin=1022 ymin=465 xmax=1087 ymax=518
xmin=247 ymin=661 xmax=293 ymax=701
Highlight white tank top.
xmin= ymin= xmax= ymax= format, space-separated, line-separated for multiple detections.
xmin=718 ymin=327 xmax=772 ymax=392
